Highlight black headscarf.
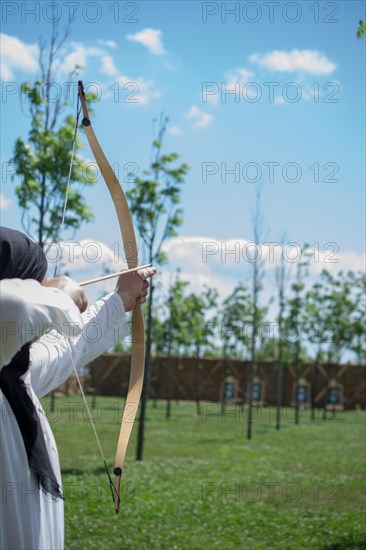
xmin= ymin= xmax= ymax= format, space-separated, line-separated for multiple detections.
xmin=0 ymin=226 xmax=48 ymax=281
xmin=0 ymin=226 xmax=63 ymax=499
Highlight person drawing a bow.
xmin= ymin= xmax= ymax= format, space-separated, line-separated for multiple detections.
xmin=0 ymin=226 xmax=157 ymax=550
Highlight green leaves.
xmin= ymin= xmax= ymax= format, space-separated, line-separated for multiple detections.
xmin=357 ymin=19 xmax=366 ymax=39
xmin=220 ymin=283 xmax=256 ymax=358
xmin=151 ymin=276 xmax=219 ymax=357
xmin=10 ymin=79 xmax=96 ymax=245
xmin=303 ymin=269 xmax=365 ymax=364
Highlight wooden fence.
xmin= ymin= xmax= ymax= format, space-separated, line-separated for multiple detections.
xmin=56 ymin=354 xmax=366 ymax=410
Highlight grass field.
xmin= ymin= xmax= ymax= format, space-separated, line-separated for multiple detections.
xmin=45 ymin=397 xmax=365 ymax=549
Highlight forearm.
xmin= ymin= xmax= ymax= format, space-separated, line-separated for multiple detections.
xmin=0 ymin=279 xmax=81 ymax=370
xmin=30 ymin=292 xmax=130 ymax=397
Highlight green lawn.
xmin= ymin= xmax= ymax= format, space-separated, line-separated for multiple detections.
xmin=46 ymin=397 xmax=365 ymax=549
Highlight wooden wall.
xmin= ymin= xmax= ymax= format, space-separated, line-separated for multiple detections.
xmin=58 ymin=354 xmax=366 ymax=410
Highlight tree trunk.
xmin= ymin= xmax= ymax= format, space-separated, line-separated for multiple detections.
xmin=247 ymin=337 xmax=256 ymax=439
xmin=310 ymin=351 xmax=320 ymax=421
xmin=195 ymin=344 xmax=201 ymax=416
xmin=166 ymin=341 xmax=173 ymax=420
xmin=275 ymin=343 xmax=284 ymax=430
xmin=153 ymin=356 xmax=160 ymax=408
xmin=136 ymin=279 xmax=154 ymax=461
xmin=247 ymin=299 xmax=258 ymax=439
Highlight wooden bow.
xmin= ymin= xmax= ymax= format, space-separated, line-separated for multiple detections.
xmin=78 ymin=81 xmax=145 ymax=514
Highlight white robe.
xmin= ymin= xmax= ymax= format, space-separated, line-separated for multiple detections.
xmin=0 ymin=280 xmax=129 ymax=550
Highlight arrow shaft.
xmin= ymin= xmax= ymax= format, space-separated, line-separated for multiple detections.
xmin=79 ymin=264 xmax=152 ymax=287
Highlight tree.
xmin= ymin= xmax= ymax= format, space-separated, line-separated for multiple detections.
xmin=184 ymin=287 xmax=218 ymax=414
xmin=163 ymin=275 xmax=190 ymax=419
xmin=304 ymin=275 xmax=333 ymax=420
xmin=283 ymin=251 xmax=310 ymax=424
xmin=10 ymin=22 xmax=97 ymax=414
xmin=274 ymin=237 xmax=289 ymax=430
xmin=346 ymin=271 xmax=366 ymax=364
xmin=247 ymin=189 xmax=266 ymax=440
xmin=10 ymin=22 xmax=95 ymax=247
xmin=127 ymin=116 xmax=189 ymax=459
xmin=151 ymin=288 xmax=168 ymax=407
xmin=220 ymin=283 xmax=254 ymax=360
xmin=357 ymin=20 xmax=366 ymax=39
xmin=320 ymin=270 xmax=354 ymax=364
xmin=220 ymin=283 xmax=254 ymax=413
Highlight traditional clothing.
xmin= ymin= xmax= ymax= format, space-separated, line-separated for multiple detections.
xmin=0 ymin=228 xmax=129 ymax=549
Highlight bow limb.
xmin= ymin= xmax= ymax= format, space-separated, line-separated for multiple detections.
xmin=78 ymin=81 xmax=145 ymax=514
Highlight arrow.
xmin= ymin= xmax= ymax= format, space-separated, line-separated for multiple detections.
xmin=79 ymin=264 xmax=152 ymax=287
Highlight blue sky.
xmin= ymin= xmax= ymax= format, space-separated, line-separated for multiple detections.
xmin=0 ymin=0 xmax=365 ymax=304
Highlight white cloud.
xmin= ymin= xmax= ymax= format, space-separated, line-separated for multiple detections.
xmin=165 ymin=237 xmax=366 ymax=329
xmin=59 ymin=43 xmax=119 ymax=77
xmin=0 ymin=33 xmax=38 ymax=79
xmin=202 ymin=68 xmax=254 ymax=106
xmin=161 ymin=236 xmax=236 ymax=298
xmin=186 ymin=105 xmax=213 ymax=129
xmin=162 ymin=236 xmax=366 ymax=283
xmin=100 ymin=55 xmax=118 ymax=76
xmin=127 ymin=28 xmax=166 ymax=55
xmin=50 ymin=235 xmax=365 ymax=324
xmin=163 ymin=236 xmax=207 ymax=269
xmin=45 ymin=238 xmax=139 ymax=300
xmin=97 ymin=39 xmax=117 ymax=49
xmin=226 ymin=67 xmax=253 ymax=87
xmin=250 ymin=49 xmax=336 ymax=74
xmin=274 ymin=96 xmax=286 ymax=105
xmin=226 ymin=67 xmax=257 ymax=99
xmin=168 ymin=125 xmax=182 ymax=136
xmin=47 ymin=239 xmax=124 ymax=274
xmin=204 ymin=92 xmax=220 ymax=106
xmin=0 ymin=193 xmax=10 ymax=209
xmin=60 ymin=46 xmax=88 ymax=74
xmin=57 ymin=41 xmax=159 ymax=105
xmin=309 ymin=249 xmax=366 ymax=277
xmin=116 ymin=74 xmax=161 ymax=105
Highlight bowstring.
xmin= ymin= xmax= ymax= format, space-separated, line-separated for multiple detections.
xmin=70 ymin=356 xmax=120 ymax=504
xmin=54 ymin=94 xmax=82 ymax=278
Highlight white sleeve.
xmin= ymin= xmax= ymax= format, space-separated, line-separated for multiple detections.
xmin=29 ymin=292 xmax=130 ymax=398
xmin=0 ymin=279 xmax=81 ymax=370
